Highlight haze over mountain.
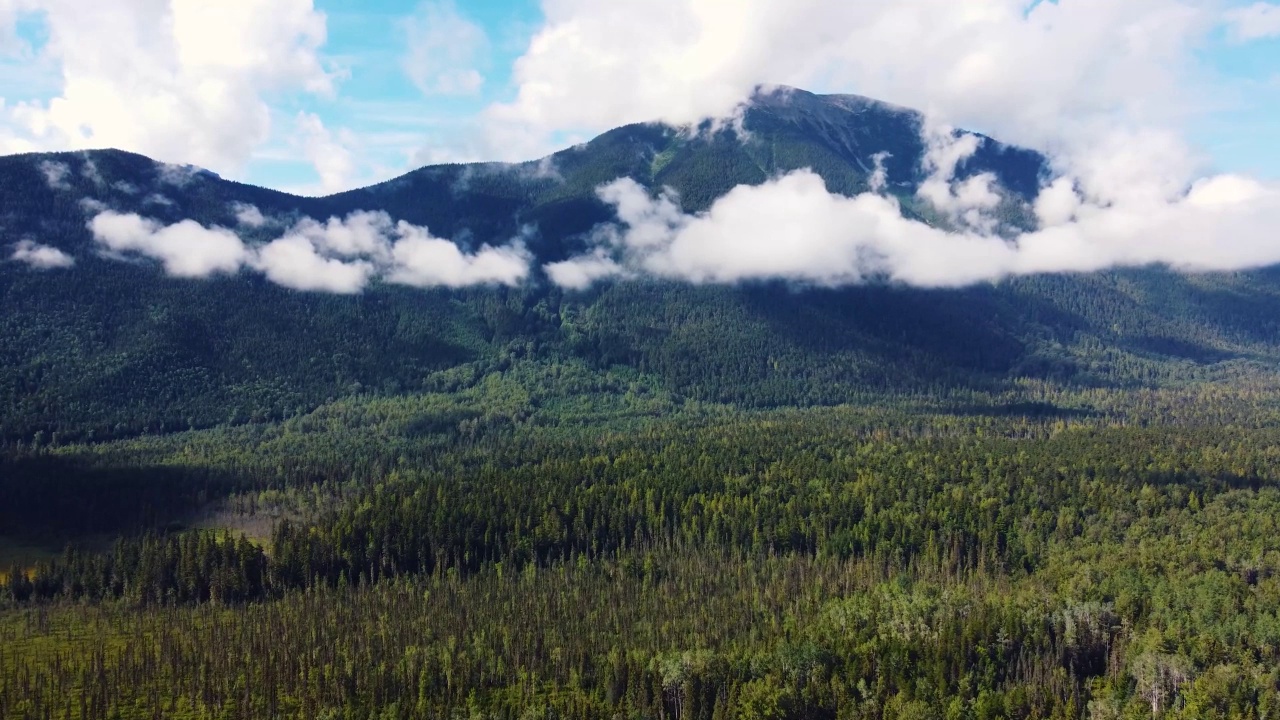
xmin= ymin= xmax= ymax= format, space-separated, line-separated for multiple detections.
xmin=3 ymin=86 xmax=1280 ymax=443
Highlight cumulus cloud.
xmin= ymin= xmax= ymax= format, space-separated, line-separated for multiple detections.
xmin=89 ymin=211 xmax=249 ymax=278
xmin=402 ymin=0 xmax=487 ymax=96
xmin=388 ymin=223 xmax=531 ymax=288
xmin=548 ymin=163 xmax=1280 ymax=290
xmin=296 ymin=112 xmax=357 ymax=194
xmin=916 ymin=125 xmax=1002 ymax=231
xmin=545 ymin=249 xmax=628 ymax=290
xmin=288 ymin=210 xmax=394 ymax=260
xmin=482 ymin=0 xmax=1223 ymax=161
xmin=487 ymin=0 xmax=1280 ymax=292
xmin=0 ymin=0 xmax=333 ymax=175
xmin=85 ymin=208 xmax=531 ymax=293
xmin=252 ymin=235 xmax=374 ymax=294
xmin=10 ymin=239 xmax=73 ymax=269
xmin=1225 ymin=2 xmax=1280 ymax=41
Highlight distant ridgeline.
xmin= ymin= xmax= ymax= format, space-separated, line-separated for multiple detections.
xmin=2 ymin=87 xmax=1279 ymax=445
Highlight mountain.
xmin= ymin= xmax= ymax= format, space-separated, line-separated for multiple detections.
xmin=8 ymin=88 xmax=1280 ymax=719
xmin=2 ymin=86 xmax=1279 ymax=444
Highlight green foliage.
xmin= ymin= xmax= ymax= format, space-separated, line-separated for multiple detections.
xmin=5 ymin=88 xmax=1280 ymax=719
xmin=5 ymin=392 xmax=1280 ymax=717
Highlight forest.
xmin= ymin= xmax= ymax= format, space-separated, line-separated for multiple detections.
xmin=4 ymin=89 xmax=1280 ymax=719
xmin=4 ymin=372 xmax=1280 ymax=719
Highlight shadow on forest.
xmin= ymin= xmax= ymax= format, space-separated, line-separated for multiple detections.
xmin=944 ymin=401 xmax=1099 ymax=420
xmin=740 ymin=283 xmax=1104 ymax=380
xmin=1126 ymin=336 xmax=1239 ymax=364
xmin=0 ymin=452 xmax=249 ymax=542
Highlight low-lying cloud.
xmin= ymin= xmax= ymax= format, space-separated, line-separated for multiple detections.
xmin=548 ymin=128 xmax=1280 ymax=289
xmin=91 ymin=212 xmax=250 ymax=278
xmin=86 ymin=208 xmax=530 ymax=292
xmin=38 ymin=161 xmax=72 ymax=191
xmin=10 ymin=240 xmax=75 ymax=270
xmin=232 ymin=203 xmax=269 ymax=228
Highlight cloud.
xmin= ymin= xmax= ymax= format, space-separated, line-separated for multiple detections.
xmin=0 ymin=2 xmax=21 ymax=56
xmin=288 ymin=210 xmax=394 ymax=260
xmin=388 ymin=223 xmax=531 ymax=288
xmin=296 ymin=112 xmax=357 ymax=195
xmin=482 ymin=0 xmax=1228 ymax=164
xmin=545 ymin=248 xmax=627 ymax=290
xmin=402 ymin=0 xmax=488 ymax=96
xmin=916 ymin=124 xmax=1001 ymax=231
xmin=0 ymin=0 xmax=333 ymax=175
xmin=1225 ymin=2 xmax=1280 ymax=41
xmin=77 ymin=197 xmax=106 ymax=214
xmin=548 ymin=161 xmax=1280 ymax=290
xmin=157 ymin=163 xmax=205 ymax=187
xmin=232 ymin=202 xmax=267 ymax=228
xmin=84 ymin=208 xmax=531 ymax=293
xmin=80 ymin=157 xmax=103 ymax=186
xmin=252 ymin=235 xmax=374 ymax=294
xmin=88 ymin=211 xmax=249 ymax=278
xmin=37 ymin=159 xmax=70 ymax=189
xmin=10 ymin=239 xmax=73 ymax=269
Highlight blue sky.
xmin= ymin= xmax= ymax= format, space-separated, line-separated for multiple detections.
xmin=1191 ymin=30 xmax=1280 ymax=179
xmin=245 ymin=0 xmax=545 ymax=191
xmin=0 ymin=0 xmax=1277 ymax=194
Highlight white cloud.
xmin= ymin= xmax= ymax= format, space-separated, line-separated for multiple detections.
xmin=84 ymin=208 xmax=531 ymax=292
xmin=545 ymin=248 xmax=627 ymax=290
xmin=548 ymin=165 xmax=1280 ymax=290
xmin=289 ymin=210 xmax=393 ymax=259
xmin=88 ymin=211 xmax=249 ymax=278
xmin=232 ymin=202 xmax=267 ymax=228
xmin=34 ymin=158 xmax=69 ymax=189
xmin=402 ymin=0 xmax=487 ymax=96
xmin=0 ymin=0 xmax=333 ymax=175
xmin=10 ymin=239 xmax=73 ymax=269
xmin=916 ymin=125 xmax=1002 ymax=231
xmin=1034 ymin=177 xmax=1082 ymax=227
xmin=80 ymin=156 xmax=103 ymax=185
xmin=388 ymin=222 xmax=531 ymax=288
xmin=157 ymin=162 xmax=204 ymax=187
xmin=77 ymin=197 xmax=106 ymax=214
xmin=253 ymin=235 xmax=374 ymax=294
xmin=296 ymin=112 xmax=357 ymax=194
xmin=1225 ymin=2 xmax=1280 ymax=41
xmin=482 ymin=0 xmax=1224 ymax=164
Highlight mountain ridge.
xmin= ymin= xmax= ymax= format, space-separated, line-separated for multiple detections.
xmin=1 ymin=85 xmax=1049 ymax=261
xmin=1 ymin=87 xmax=1278 ymax=445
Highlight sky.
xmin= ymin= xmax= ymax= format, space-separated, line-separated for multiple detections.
xmin=0 ymin=0 xmax=1277 ymax=195
xmin=7 ymin=0 xmax=1280 ymax=294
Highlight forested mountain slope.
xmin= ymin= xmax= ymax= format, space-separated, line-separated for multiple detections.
xmin=5 ymin=87 xmax=1280 ymax=719
xmin=2 ymin=88 xmax=1279 ymax=446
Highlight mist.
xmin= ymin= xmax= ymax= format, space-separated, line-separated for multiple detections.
xmin=547 ymin=124 xmax=1280 ymax=290
xmin=86 ymin=209 xmax=531 ymax=293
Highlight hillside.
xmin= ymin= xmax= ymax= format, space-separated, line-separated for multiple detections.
xmin=2 ymin=87 xmax=1279 ymax=446
xmin=4 ymin=87 xmax=1280 ymax=719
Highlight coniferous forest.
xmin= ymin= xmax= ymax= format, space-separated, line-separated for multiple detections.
xmin=4 ymin=90 xmax=1280 ymax=719
xmin=5 ymin=376 xmax=1280 ymax=719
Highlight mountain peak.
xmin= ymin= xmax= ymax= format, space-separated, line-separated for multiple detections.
xmin=746 ymin=84 xmax=914 ymax=117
